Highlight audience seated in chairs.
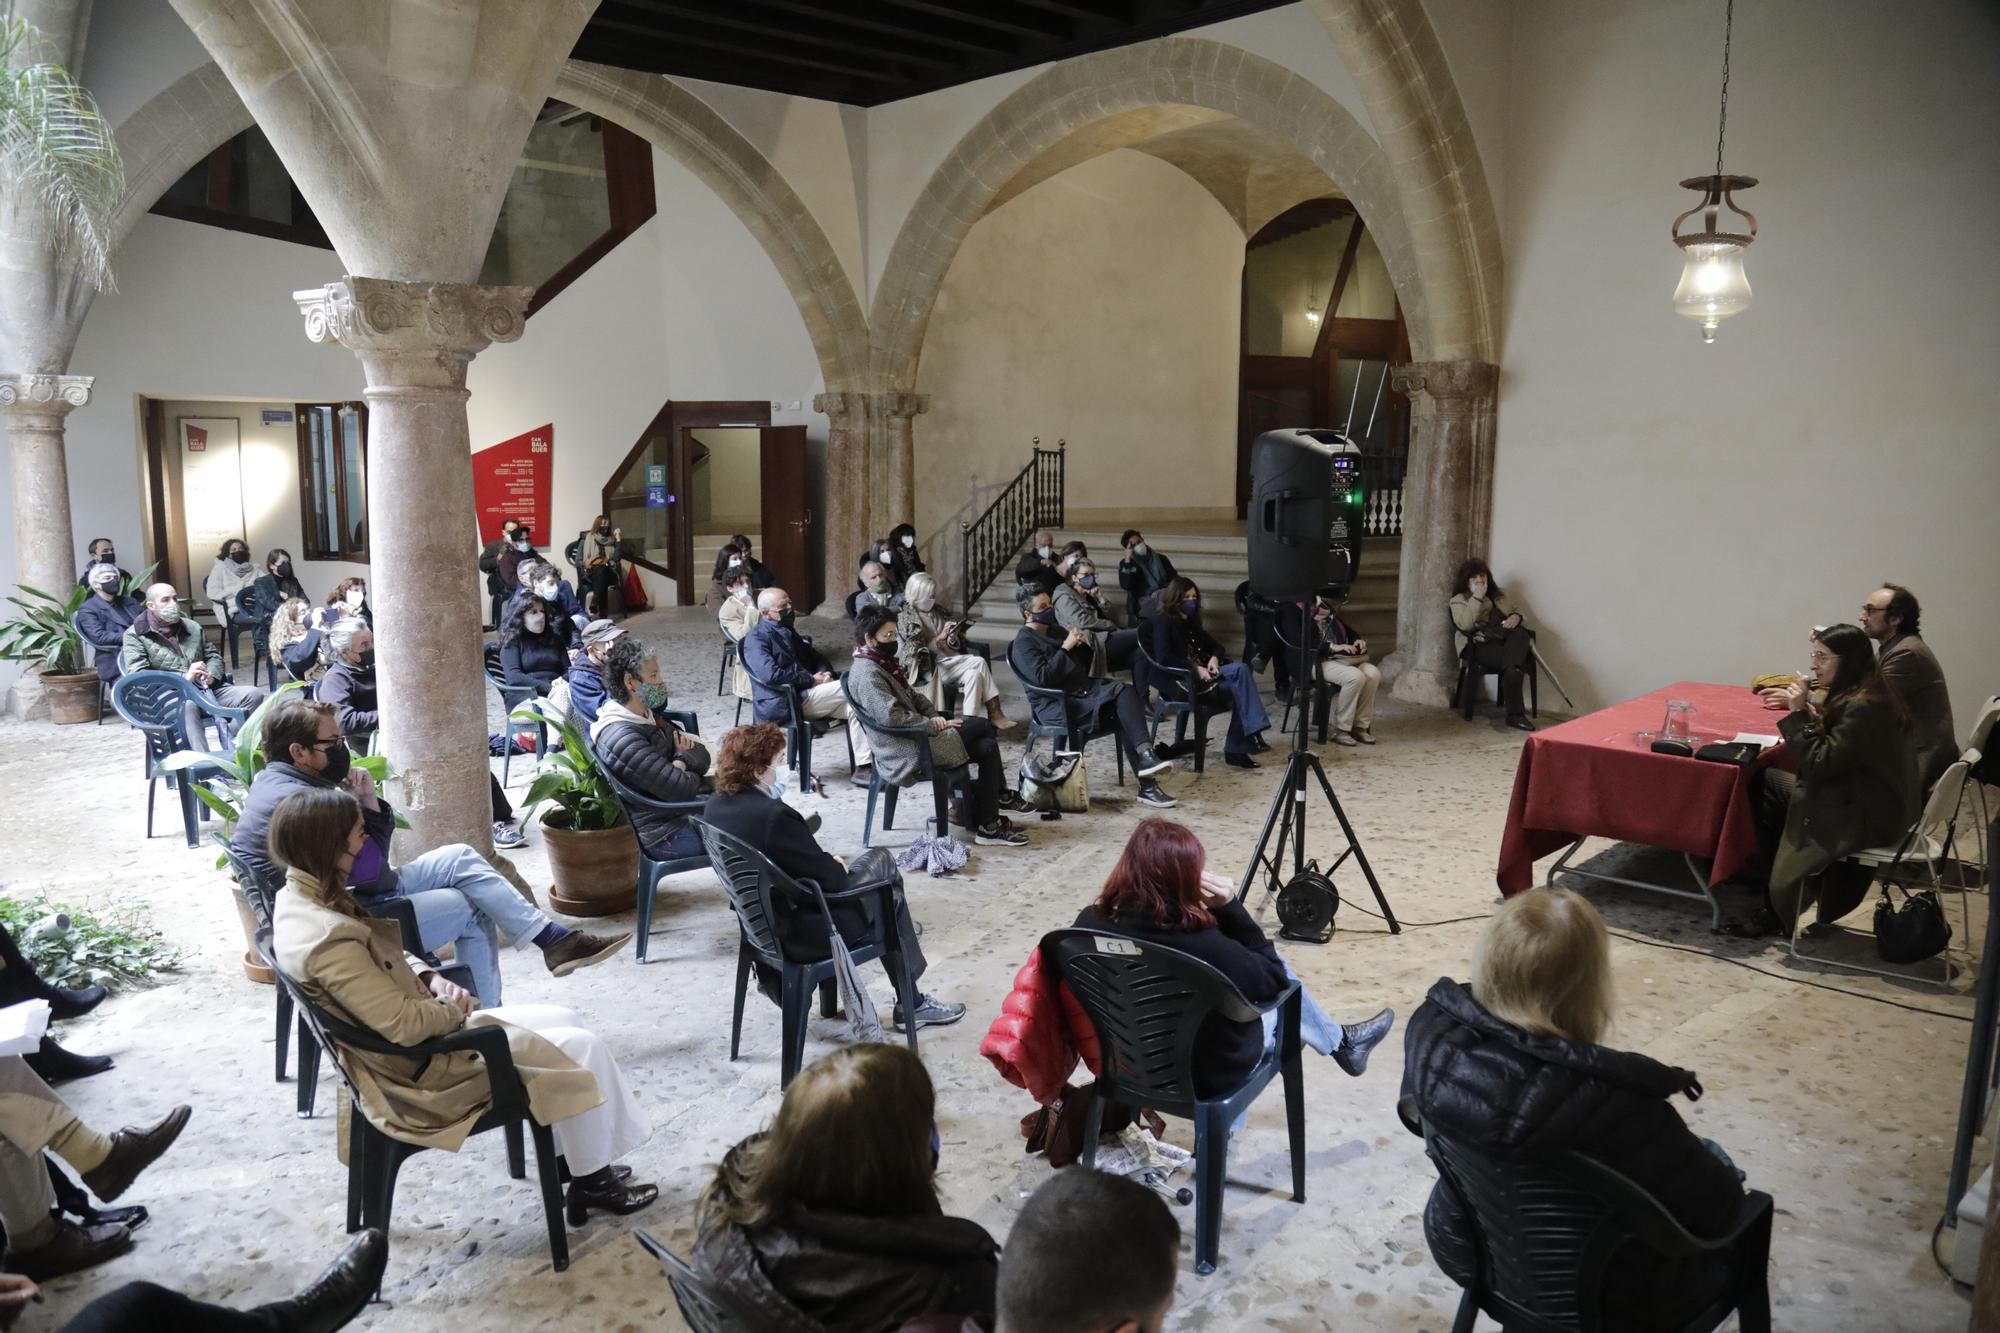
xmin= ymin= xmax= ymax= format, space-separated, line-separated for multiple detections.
xmin=706 ymin=540 xmax=748 ymax=613
xmin=717 ymin=569 xmax=757 ymax=709
xmin=244 ymin=549 xmax=307 ymax=663
xmin=590 ymin=639 xmax=711 ymax=861
xmin=1074 ymin=820 xmax=1391 ymax=1102
xmin=1053 ymin=560 xmax=1136 ymax=676
xmin=75 ymin=565 xmax=142 ymax=685
xmin=231 ymin=698 xmax=629 ymax=1005
xmin=550 ymin=618 xmax=628 ymax=729
xmin=75 ymin=538 xmax=131 ymax=593
xmin=1281 ymin=593 xmax=1380 ymax=748
xmin=202 ymin=537 xmax=262 ymax=645
xmin=1147 ymin=578 xmax=1271 ymax=769
xmin=1117 ymin=530 xmax=1177 ymax=623
xmin=742 ymin=587 xmax=875 ymax=789
xmin=1859 ymin=583 xmax=1956 ymax=790
xmin=732 ymin=534 xmax=778 ymax=591
xmin=882 ymin=522 xmax=926 ymax=590
xmin=520 ymin=560 xmax=588 ymax=634
xmin=265 ymin=787 xmax=658 ymax=1227
xmin=574 ymin=514 xmax=624 ymax=619
xmin=1400 ymin=889 xmax=1756 ymax=1332
xmin=1449 ymin=558 xmax=1535 ymax=731
xmin=897 ymin=574 xmax=1015 ymax=731
xmin=0 ymin=1054 xmax=189 ymax=1282
xmin=316 ymin=618 xmax=378 ymax=743
xmin=118 ymin=582 xmax=266 ymax=741
xmin=855 ymin=561 xmax=905 ymax=614
xmin=499 ymin=593 xmax=574 ymax=695
xmin=1015 ymin=529 xmax=1062 ymax=599
xmin=848 ymin=607 xmax=1026 ymax=847
xmin=699 ymin=724 xmax=962 ymax=1031
xmin=1737 ymin=623 xmax=1918 ymax=938
xmin=694 ymin=1044 xmax=996 ymax=1330
xmin=1012 ymin=590 xmax=1175 ymax=808
xmin=269 ymin=597 xmax=328 ymax=684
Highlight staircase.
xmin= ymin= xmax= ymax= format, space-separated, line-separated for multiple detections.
xmin=963 ymin=528 xmax=1401 ymax=661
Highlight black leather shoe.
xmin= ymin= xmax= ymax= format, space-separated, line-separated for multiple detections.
xmin=1334 ymin=1008 xmax=1396 ymax=1077
xmin=848 ymin=765 xmax=875 ymax=789
xmin=1507 ymin=716 xmax=1536 ymax=732
xmin=47 ymin=984 xmax=106 ymax=1021
xmin=82 ymin=1105 xmax=191 ymax=1203
xmin=247 ymin=1228 xmax=388 ymax=1333
xmin=1224 ymin=753 xmax=1258 ymax=769
xmin=1719 ymin=907 xmax=1785 ymax=939
xmin=1249 ymin=733 xmax=1272 ymax=753
xmin=72 ymin=1202 xmax=148 ymax=1232
xmin=26 ymin=1037 xmax=113 ymax=1084
xmin=803 ymin=812 xmax=823 ymax=834
xmin=5 ymin=1219 xmax=132 ymax=1280
xmin=566 ymin=1168 xmax=658 ymax=1225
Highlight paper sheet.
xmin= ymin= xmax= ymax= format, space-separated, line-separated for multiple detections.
xmin=0 ymin=1000 xmax=51 ymax=1059
xmin=1732 ymin=732 xmax=1782 ymax=748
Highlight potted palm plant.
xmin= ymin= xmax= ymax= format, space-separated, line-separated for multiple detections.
xmin=510 ymin=698 xmax=640 ymax=915
xmin=0 ymin=583 xmax=104 ymax=722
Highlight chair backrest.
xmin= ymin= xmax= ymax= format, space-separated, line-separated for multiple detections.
xmin=1966 ymin=695 xmax=1999 ymax=759
xmin=839 ymin=670 xmax=929 ymax=741
xmin=1006 ymin=636 xmax=1073 ymax=701
xmin=1040 ymin=927 xmax=1267 ymax=1116
xmin=1419 ymin=1119 xmax=1721 ymax=1333
xmin=580 ymin=724 xmax=703 ymax=828
xmin=1918 ymin=754 xmax=1976 ymax=839
xmin=693 ymin=819 xmax=810 ymax=963
xmin=111 ymin=669 xmax=199 ymax=753
xmin=256 ymin=925 xmax=374 ymax=1108
xmin=634 ymin=1230 xmax=749 ymax=1333
xmin=736 ymin=630 xmax=803 ymax=719
xmin=1131 ymin=619 xmax=1190 ymax=697
xmin=482 ymin=642 xmax=507 ymax=685
xmin=215 ymin=832 xmax=279 ymax=927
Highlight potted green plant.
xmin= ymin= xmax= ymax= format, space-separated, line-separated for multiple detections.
xmin=510 ymin=698 xmax=640 ymax=915
xmin=0 ymin=582 xmax=105 ymax=722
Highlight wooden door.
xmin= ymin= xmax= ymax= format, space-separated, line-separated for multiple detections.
xmin=759 ymin=426 xmax=819 ymax=608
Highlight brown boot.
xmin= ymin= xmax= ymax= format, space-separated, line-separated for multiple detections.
xmin=81 ymin=1105 xmax=192 ymax=1203
xmin=542 ymin=928 xmax=630 ymax=976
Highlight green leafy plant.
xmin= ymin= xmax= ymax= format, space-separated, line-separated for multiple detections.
xmin=0 ymin=18 xmax=126 ymax=291
xmin=0 ymin=582 xmax=89 ymax=674
xmin=510 ymin=698 xmax=626 ymax=832
xmin=0 ymin=894 xmax=181 ymax=991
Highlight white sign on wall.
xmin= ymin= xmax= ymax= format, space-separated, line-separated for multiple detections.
xmin=179 ymin=417 xmax=245 ymax=598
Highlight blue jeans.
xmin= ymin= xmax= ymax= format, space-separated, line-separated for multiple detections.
xmin=362 ymin=843 xmax=550 ymax=1007
xmin=1235 ymin=955 xmax=1343 ymax=1135
xmin=1186 ymin=663 xmax=1271 ymax=755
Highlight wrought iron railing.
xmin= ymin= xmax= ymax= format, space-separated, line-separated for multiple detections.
xmin=1357 ymin=451 xmax=1407 ymax=538
xmin=960 ymin=437 xmax=1065 ymax=609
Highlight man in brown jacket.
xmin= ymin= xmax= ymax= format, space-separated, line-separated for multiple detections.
xmin=1861 ymin=584 xmax=1957 ymax=789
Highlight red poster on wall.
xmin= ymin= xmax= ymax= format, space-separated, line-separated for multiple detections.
xmin=472 ymin=424 xmax=553 ymax=544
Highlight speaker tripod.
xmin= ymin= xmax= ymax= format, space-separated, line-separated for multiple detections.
xmin=1237 ymin=626 xmax=1399 ymax=933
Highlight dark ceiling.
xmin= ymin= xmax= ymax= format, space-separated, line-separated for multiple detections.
xmin=572 ymin=0 xmax=1301 ymax=107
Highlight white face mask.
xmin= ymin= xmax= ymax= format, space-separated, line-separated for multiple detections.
xmin=901 ymin=534 xmax=914 ymax=549
xmin=728 ymin=555 xmax=743 ymax=568
xmin=879 ymin=549 xmax=892 ymax=562
xmin=534 ymin=581 xmax=558 ymax=599
xmin=915 ymin=595 xmax=935 ymax=612
xmin=762 ymin=763 xmax=788 ymax=802
xmin=153 ymin=601 xmax=181 ymax=623
xmin=344 ymin=588 xmax=365 ymax=608
xmin=1036 ymin=545 xmax=1052 ymax=559
xmin=1469 ymin=580 xmax=1488 ymax=598
xmin=523 ymin=613 xmax=547 ymax=634
xmin=733 ymin=584 xmax=753 ymax=603
xmin=513 ymin=538 xmax=531 ymax=551
xmin=1134 ymin=543 xmax=1150 ymax=557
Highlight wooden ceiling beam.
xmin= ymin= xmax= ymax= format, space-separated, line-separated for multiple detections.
xmin=601 ymin=0 xmax=956 ymax=70
xmin=731 ymin=0 xmax=1014 ymax=56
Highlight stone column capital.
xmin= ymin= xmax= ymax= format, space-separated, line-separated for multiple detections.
xmin=295 ymin=277 xmax=534 ymax=388
xmin=813 ymin=390 xmax=930 ymax=424
xmin=0 ymin=374 xmax=93 ymax=416
xmin=1391 ymin=360 xmax=1498 ymax=404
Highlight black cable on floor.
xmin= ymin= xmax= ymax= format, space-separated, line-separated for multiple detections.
xmin=1604 ymin=928 xmax=1974 ymax=1023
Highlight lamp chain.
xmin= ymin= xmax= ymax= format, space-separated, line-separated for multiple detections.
xmin=1714 ymin=0 xmax=1734 ymax=177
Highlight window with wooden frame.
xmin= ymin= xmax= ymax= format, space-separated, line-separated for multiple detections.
xmin=297 ymin=402 xmax=370 ymax=562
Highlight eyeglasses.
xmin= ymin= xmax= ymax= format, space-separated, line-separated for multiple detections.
xmin=1808 ymin=652 xmax=1832 ymax=665
xmin=1860 ymin=604 xmax=1889 ymax=615
xmin=305 ymin=737 xmax=345 ymax=752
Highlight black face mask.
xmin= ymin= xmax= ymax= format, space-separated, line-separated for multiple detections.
xmin=1030 ymin=608 xmax=1058 ymax=628
xmin=596 ymin=522 xmax=610 ymax=533
xmin=95 ymin=552 xmax=115 ymax=566
xmin=229 ymin=550 xmax=248 ymax=564
xmin=275 ymin=561 xmax=293 ymax=579
xmin=355 ymin=650 xmax=375 ymax=671
xmin=778 ymin=608 xmax=796 ymax=628
xmin=319 ymin=741 xmax=352 ymax=785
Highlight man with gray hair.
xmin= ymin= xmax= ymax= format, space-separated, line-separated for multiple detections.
xmin=117 ymin=582 xmax=265 ymax=738
xmin=741 ymin=586 xmax=874 ymax=787
xmin=317 ymin=617 xmax=378 ymax=743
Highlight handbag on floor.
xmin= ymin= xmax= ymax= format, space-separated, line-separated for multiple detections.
xmin=1874 ymin=880 xmax=1951 ymax=963
xmin=1019 ymin=750 xmax=1089 ymax=814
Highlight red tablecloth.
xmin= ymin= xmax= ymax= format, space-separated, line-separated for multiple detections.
xmin=1495 ymin=681 xmax=1794 ymax=896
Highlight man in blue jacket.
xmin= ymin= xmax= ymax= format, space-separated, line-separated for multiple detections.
xmin=740 ymin=587 xmax=873 ymax=788
xmin=560 ymin=618 xmax=626 ymax=728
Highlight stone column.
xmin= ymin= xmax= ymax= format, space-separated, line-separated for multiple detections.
xmin=297 ymin=277 xmax=530 ymax=857
xmin=869 ymin=391 xmax=928 ymax=540
xmin=1 ymin=374 xmax=91 ymax=720
xmin=1384 ymin=360 xmax=1498 ymax=706
xmin=814 ymin=391 xmax=869 ymax=615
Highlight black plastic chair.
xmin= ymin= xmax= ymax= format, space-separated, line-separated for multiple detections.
xmin=1041 ymin=927 xmax=1304 ymax=1275
xmin=1132 ymin=625 xmax=1210 ymax=774
xmin=112 ymin=670 xmax=240 ymax=847
xmin=841 ymin=675 xmax=965 ymax=846
xmin=1273 ymin=617 xmax=1335 ymax=743
xmin=1414 ymin=1113 xmax=1774 ymax=1333
xmin=484 ymin=643 xmax=545 ymax=787
xmin=693 ymin=820 xmax=920 ymax=1088
xmin=716 ymin=623 xmax=749 ymax=726
xmin=635 ymin=1230 xmax=748 ymax=1331
xmin=1005 ymin=638 xmax=1125 ymax=787
xmin=256 ymin=927 xmax=571 ymax=1273
xmin=1454 ymin=619 xmax=1539 ymax=722
xmin=740 ymin=656 xmax=853 ymax=795
xmin=578 ymin=726 xmax=710 ymax=965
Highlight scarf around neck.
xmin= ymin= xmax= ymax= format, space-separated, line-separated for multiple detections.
xmin=853 ymin=642 xmax=907 ymax=686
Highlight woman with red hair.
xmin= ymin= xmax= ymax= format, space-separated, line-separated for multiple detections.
xmin=1071 ymin=819 xmax=1394 ymax=1101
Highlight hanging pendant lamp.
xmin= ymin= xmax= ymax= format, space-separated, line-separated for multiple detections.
xmin=1672 ymin=0 xmax=1758 ymax=344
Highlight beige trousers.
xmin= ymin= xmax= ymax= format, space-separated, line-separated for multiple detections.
xmin=0 ymin=1056 xmax=78 ymax=1250
xmin=1319 ymin=658 xmax=1383 ymax=734
xmin=798 ymin=680 xmax=874 ymax=766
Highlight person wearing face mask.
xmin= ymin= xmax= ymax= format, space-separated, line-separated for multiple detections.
xmin=322 ymin=576 xmax=372 ymax=631
xmin=500 ymin=595 xmax=574 ymax=695
xmin=118 ymin=583 xmax=267 ymax=739
xmin=700 ymin=725 xmax=964 ymax=1031
xmin=551 ymin=618 xmax=629 ymax=729
xmin=590 ymin=639 xmax=712 ymax=860
xmin=76 ymin=564 xmax=143 ymax=683
xmin=1278 ymin=592 xmax=1381 ymax=747
xmin=1448 ymin=558 xmax=1534 ymax=731
xmin=1014 ymin=530 xmax=1063 ymax=599
xmin=731 ymin=534 xmax=778 ymax=591
xmin=234 ymin=699 xmax=631 ymax=1003
xmin=1012 ymin=590 xmax=1176 ymax=808
xmin=1148 ymin=577 xmax=1272 ymax=769
xmin=480 ymin=518 xmax=523 ymax=630
xmin=496 ymin=523 xmax=540 ymax=597
xmin=514 ymin=559 xmax=586 ymax=633
xmin=1053 ymin=559 xmax=1138 ymax=677
xmin=244 ymin=548 xmax=308 ymax=668
xmin=1117 ymin=531 xmax=1178 ymax=623
xmin=716 ymin=569 xmax=759 ymax=708
xmin=849 ymin=608 xmax=1027 ymax=846
xmin=316 ymin=619 xmax=381 ymax=746
xmin=202 ymin=537 xmax=260 ymax=633
xmin=897 ymin=574 xmax=1015 ymax=731
xmin=573 ymin=513 xmax=624 ymax=619
xmin=74 ymin=537 xmax=131 ymax=592
xmin=885 ymin=522 xmax=926 ymax=589
xmin=854 ymin=561 xmax=905 ymax=615
xmin=269 ymin=597 xmax=330 ymax=684
xmin=742 ymin=587 xmax=875 ymax=788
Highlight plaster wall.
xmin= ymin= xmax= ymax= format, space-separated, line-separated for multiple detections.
xmin=911 ymin=150 xmax=1244 ymax=539
xmin=76 ymin=0 xmax=213 ymax=127
xmin=1492 ymin=0 xmax=2000 ymax=724
xmin=688 ymin=427 xmax=761 ymax=532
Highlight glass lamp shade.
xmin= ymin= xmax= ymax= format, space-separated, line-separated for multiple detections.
xmin=1673 ymin=240 xmax=1752 ymax=343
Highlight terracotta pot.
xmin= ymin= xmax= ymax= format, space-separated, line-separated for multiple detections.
xmin=41 ymin=670 xmax=101 ymax=724
xmin=232 ymin=884 xmax=274 ymax=985
xmin=543 ymin=816 xmax=639 ymax=916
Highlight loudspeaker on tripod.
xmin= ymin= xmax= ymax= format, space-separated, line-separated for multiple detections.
xmin=1247 ymin=427 xmax=1364 ymax=601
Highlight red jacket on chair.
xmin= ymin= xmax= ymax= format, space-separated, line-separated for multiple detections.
xmin=979 ymin=945 xmax=1101 ymax=1105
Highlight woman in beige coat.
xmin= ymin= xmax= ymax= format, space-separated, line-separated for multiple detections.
xmin=268 ymin=786 xmax=656 ymax=1222
xmin=717 ymin=567 xmax=757 ymax=705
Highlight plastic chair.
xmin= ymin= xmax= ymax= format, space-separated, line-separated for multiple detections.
xmin=841 ymin=675 xmax=965 ymax=846
xmin=1005 ymin=638 xmax=1125 ymax=788
xmin=693 ymin=820 xmax=920 ymax=1088
xmin=741 ymin=652 xmax=853 ymax=795
xmin=1414 ymin=1114 xmax=1774 ymax=1333
xmin=111 ymin=670 xmax=240 ymax=847
xmin=578 ymin=727 xmax=710 ymax=965
xmin=484 ymin=643 xmax=545 ymax=787
xmin=716 ymin=623 xmax=748 ymax=726
xmin=634 ymin=1230 xmax=749 ymax=1332
xmin=1454 ymin=617 xmax=1539 ymax=721
xmin=1132 ymin=625 xmax=1210 ymax=774
xmin=1041 ymin=927 xmax=1304 ymax=1275
xmin=257 ymin=929 xmax=571 ymax=1275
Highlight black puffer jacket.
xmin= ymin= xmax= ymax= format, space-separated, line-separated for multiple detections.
xmin=1400 ymin=978 xmax=1746 ymax=1331
xmin=592 ymin=709 xmax=706 ymax=857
